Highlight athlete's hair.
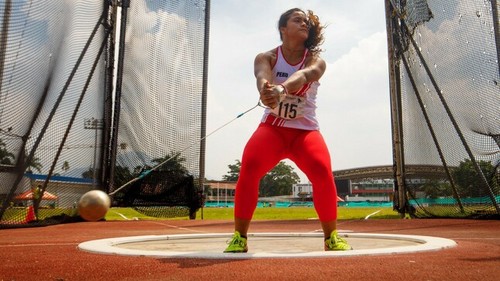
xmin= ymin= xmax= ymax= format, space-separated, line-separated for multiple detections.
xmin=278 ymin=8 xmax=325 ymax=54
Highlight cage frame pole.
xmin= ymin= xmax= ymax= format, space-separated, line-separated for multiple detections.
xmin=385 ymin=0 xmax=408 ymax=216
xmin=0 ymin=0 xmax=12 ymax=95
xmin=198 ymin=0 xmax=211 ymax=220
xmin=106 ymin=0 xmax=130 ymax=192
xmin=491 ymin=0 xmax=500 ymax=77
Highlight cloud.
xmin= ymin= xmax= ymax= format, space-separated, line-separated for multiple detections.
xmin=397 ymin=1 xmax=499 ymax=164
xmin=319 ymin=32 xmax=392 ymax=172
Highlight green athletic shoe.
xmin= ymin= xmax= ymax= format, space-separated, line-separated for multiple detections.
xmin=325 ymin=230 xmax=352 ymax=251
xmin=224 ymin=231 xmax=248 ymax=253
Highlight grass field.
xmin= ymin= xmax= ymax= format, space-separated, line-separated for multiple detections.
xmin=1 ymin=206 xmax=400 ymax=224
xmin=106 ymin=206 xmax=401 ymax=221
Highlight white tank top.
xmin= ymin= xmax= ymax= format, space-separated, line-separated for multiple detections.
xmin=261 ymin=46 xmax=320 ymax=130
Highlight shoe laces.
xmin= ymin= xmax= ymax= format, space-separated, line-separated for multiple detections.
xmin=334 ymin=234 xmax=348 ymax=244
xmin=227 ymin=235 xmax=245 ymax=247
xmin=326 ymin=233 xmax=346 ymax=246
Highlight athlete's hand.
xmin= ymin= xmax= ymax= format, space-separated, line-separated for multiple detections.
xmin=260 ymin=82 xmax=283 ymax=109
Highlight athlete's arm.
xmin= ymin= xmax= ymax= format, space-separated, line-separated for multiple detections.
xmin=281 ymin=55 xmax=326 ymax=94
xmin=254 ymin=50 xmax=279 ymax=108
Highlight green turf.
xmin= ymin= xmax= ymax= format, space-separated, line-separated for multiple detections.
xmin=1 ymin=206 xmax=401 ymax=222
xmin=106 ymin=207 xmax=401 ymax=221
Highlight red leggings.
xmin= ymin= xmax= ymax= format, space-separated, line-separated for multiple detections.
xmin=234 ymin=123 xmax=338 ymax=222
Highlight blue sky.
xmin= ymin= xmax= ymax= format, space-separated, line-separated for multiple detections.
xmin=205 ymin=0 xmax=393 ymax=182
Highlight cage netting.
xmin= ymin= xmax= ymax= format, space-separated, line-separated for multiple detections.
xmin=0 ymin=0 xmax=208 ymax=228
xmin=108 ymin=0 xmax=207 ymax=219
xmin=0 ymin=0 xmax=109 ymax=228
xmin=386 ymin=0 xmax=499 ymax=218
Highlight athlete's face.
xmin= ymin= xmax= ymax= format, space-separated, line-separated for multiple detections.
xmin=284 ymin=11 xmax=310 ymax=40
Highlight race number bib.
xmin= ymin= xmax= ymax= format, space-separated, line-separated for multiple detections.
xmin=271 ymin=95 xmax=305 ymax=120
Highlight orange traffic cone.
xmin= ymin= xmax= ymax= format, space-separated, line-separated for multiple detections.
xmin=24 ymin=206 xmax=36 ymax=223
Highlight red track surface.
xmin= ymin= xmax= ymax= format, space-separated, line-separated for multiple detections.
xmin=1 ymin=219 xmax=499 ymax=281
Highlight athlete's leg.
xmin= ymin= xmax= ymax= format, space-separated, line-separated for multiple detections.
xmin=234 ymin=124 xmax=285 ymax=236
xmin=289 ymin=130 xmax=338 ymax=238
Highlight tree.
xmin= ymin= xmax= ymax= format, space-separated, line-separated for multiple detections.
xmin=111 ymin=152 xmax=190 ymax=196
xmin=133 ymin=165 xmax=143 ymax=175
xmin=223 ymin=160 xmax=241 ymax=181
xmin=0 ymin=138 xmax=15 ymax=165
xmin=146 ymin=151 xmax=190 ymax=186
xmin=25 ymin=152 xmax=42 ymax=173
xmin=82 ymin=167 xmax=95 ymax=179
xmin=113 ymin=165 xmax=132 ymax=188
xmin=222 ymin=160 xmax=300 ymax=196
xmin=259 ymin=161 xmax=300 ymax=197
xmin=421 ymin=179 xmax=452 ymax=199
xmin=61 ymin=161 xmax=70 ymax=173
xmin=151 ymin=152 xmax=189 ymax=175
xmin=452 ymin=159 xmax=497 ymax=197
